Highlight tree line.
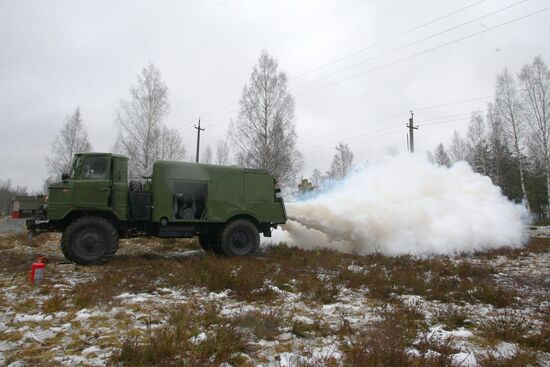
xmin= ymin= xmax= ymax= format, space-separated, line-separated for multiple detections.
xmin=429 ymin=56 xmax=550 ymax=218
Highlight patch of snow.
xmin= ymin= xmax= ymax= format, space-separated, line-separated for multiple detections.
xmin=13 ymin=313 xmax=52 ymax=323
xmin=0 ymin=341 xmax=15 ymax=352
xmin=23 ymin=329 xmax=57 ymax=343
xmin=452 ymin=351 xmax=476 ymax=366
xmin=82 ymin=346 xmax=101 ymax=355
xmin=75 ymin=309 xmax=93 ymax=321
xmin=189 ymin=332 xmax=207 ymax=344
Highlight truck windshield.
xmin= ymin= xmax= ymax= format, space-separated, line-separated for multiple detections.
xmin=77 ymin=156 xmax=108 ymax=179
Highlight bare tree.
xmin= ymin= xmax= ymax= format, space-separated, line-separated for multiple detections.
xmin=115 ymin=62 xmax=174 ymax=177
xmin=426 ymin=150 xmax=435 ymax=164
xmin=46 ymin=107 xmax=91 ymax=176
xmin=215 ymin=139 xmax=230 ymax=165
xmin=519 ymin=56 xmax=550 ymax=213
xmin=310 ymin=168 xmax=323 ymax=187
xmin=495 ymin=68 xmax=529 ymax=205
xmin=157 ymin=126 xmax=185 ymax=161
xmin=486 ymin=103 xmax=508 ymax=186
xmin=467 ymin=111 xmax=490 ymax=175
xmin=329 ymin=143 xmax=354 ymax=180
xmin=448 ymin=131 xmax=469 ymax=163
xmin=434 ymin=143 xmax=452 ymax=167
xmin=203 ymin=144 xmax=212 ymax=164
xmin=230 ymin=51 xmax=303 ymax=185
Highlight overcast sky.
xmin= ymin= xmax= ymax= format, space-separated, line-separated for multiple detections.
xmin=1 ymin=0 xmax=549 ymax=191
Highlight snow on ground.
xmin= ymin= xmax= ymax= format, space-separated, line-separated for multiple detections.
xmin=0 ymin=226 xmax=548 ymax=366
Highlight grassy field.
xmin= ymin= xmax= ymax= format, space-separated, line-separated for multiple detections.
xmin=0 ymin=228 xmax=549 ymax=366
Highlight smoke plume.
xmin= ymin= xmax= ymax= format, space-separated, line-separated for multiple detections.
xmin=271 ymin=155 xmax=530 ymax=256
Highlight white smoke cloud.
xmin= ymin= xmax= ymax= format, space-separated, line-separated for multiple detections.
xmin=270 ymin=154 xmax=530 ymax=256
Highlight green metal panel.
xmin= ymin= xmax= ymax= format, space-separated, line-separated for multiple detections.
xmin=149 ymin=161 xmax=286 ymax=225
xmin=72 ymin=155 xmax=111 ymax=209
xmin=111 ymin=156 xmax=129 ymax=219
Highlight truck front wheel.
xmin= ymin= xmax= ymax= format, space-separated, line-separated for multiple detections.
xmin=219 ymin=219 xmax=259 ymax=256
xmin=61 ymin=217 xmax=119 ymax=265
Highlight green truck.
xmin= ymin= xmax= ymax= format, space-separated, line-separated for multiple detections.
xmin=27 ymin=152 xmax=287 ymax=264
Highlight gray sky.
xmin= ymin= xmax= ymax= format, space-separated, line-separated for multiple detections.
xmin=1 ymin=0 xmax=549 ymax=191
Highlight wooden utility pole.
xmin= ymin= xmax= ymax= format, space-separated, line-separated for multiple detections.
xmin=407 ymin=111 xmax=418 ymax=153
xmin=194 ymin=118 xmax=205 ymax=163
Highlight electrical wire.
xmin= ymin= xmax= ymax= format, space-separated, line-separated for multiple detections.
xmin=295 ymin=6 xmax=550 ymax=97
xmin=178 ymin=0 xmax=491 ymax=126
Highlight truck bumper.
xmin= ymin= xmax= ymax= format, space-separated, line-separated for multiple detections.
xmin=26 ymin=218 xmax=53 ymax=231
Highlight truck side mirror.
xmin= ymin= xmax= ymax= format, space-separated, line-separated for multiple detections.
xmin=61 ymin=173 xmax=70 ymax=180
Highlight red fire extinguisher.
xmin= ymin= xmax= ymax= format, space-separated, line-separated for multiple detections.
xmin=30 ymin=257 xmax=46 ymax=285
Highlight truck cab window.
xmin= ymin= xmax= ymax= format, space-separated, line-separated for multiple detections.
xmin=78 ymin=157 xmax=108 ymax=180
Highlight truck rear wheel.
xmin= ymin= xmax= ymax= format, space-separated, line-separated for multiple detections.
xmin=61 ymin=216 xmax=119 ymax=265
xmin=198 ymin=233 xmax=224 ymax=255
xmin=198 ymin=234 xmax=213 ymax=252
xmin=219 ymin=219 xmax=259 ymax=256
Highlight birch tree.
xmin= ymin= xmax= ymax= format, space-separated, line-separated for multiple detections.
xmin=329 ymin=143 xmax=354 ymax=180
xmin=230 ymin=51 xmax=303 ymax=185
xmin=46 ymin=107 xmax=91 ymax=176
xmin=434 ymin=143 xmax=452 ymax=167
xmin=486 ymin=103 xmax=507 ymax=187
xmin=157 ymin=126 xmax=185 ymax=161
xmin=519 ymin=56 xmax=550 ymax=214
xmin=467 ymin=111 xmax=490 ymax=175
xmin=448 ymin=131 xmax=469 ymax=163
xmin=115 ymin=63 xmax=178 ymax=177
xmin=310 ymin=168 xmax=323 ymax=187
xmin=215 ymin=139 xmax=230 ymax=165
xmin=495 ymin=69 xmax=529 ymax=205
xmin=203 ymin=144 xmax=212 ymax=164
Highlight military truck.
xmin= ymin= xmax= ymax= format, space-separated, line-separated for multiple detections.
xmin=27 ymin=152 xmax=287 ymax=265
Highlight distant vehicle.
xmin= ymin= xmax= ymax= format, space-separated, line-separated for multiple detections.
xmin=27 ymin=153 xmax=287 ymax=265
xmin=12 ymin=195 xmax=47 ymax=219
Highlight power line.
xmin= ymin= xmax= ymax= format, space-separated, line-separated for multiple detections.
xmin=179 ymin=4 xmax=549 ymax=140
xmin=290 ymin=0 xmax=529 ymax=91
xmin=290 ymin=0 xmax=489 ymax=80
xmin=299 ymin=106 xmax=492 ymax=154
xmin=295 ymin=5 xmax=550 ymax=97
xmin=301 ymin=117 xmax=472 ymax=155
xmin=298 ymin=95 xmax=491 ymax=147
xmin=178 ymin=0 xmax=490 ymax=127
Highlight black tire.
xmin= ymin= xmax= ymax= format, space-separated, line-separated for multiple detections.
xmin=61 ymin=216 xmax=119 ymax=265
xmin=219 ymin=219 xmax=259 ymax=256
xmin=129 ymin=180 xmax=142 ymax=192
xmin=198 ymin=234 xmax=212 ymax=252
xmin=60 ymin=236 xmax=74 ymax=262
xmin=198 ymin=233 xmax=224 ymax=255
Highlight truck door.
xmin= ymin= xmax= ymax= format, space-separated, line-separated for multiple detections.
xmin=72 ymin=155 xmax=111 ymax=209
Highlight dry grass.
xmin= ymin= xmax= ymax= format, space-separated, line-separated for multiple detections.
xmin=475 ymin=350 xmax=539 ymax=367
xmin=110 ymin=302 xmax=248 ymax=366
xmin=232 ymin=310 xmax=283 ymax=341
xmin=478 ymin=312 xmax=533 ymax=345
xmin=1 ymin=233 xmax=549 ymax=366
xmin=343 ymin=302 xmax=457 ymax=367
xmin=434 ymin=304 xmax=471 ymax=330
xmin=292 ymin=319 xmax=331 ymax=339
xmin=42 ymin=289 xmax=67 ymax=314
